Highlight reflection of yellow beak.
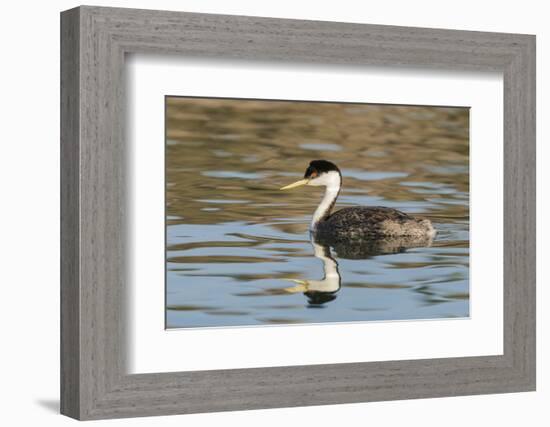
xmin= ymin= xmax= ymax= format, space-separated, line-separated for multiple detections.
xmin=283 ymin=279 xmax=309 ymax=293
xmin=280 ymin=179 xmax=309 ymax=190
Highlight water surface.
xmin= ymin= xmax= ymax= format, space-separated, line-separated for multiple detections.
xmin=166 ymin=97 xmax=469 ymax=328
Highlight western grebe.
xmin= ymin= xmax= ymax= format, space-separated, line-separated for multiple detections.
xmin=280 ymin=160 xmax=436 ymax=240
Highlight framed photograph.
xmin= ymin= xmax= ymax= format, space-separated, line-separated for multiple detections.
xmin=60 ymin=6 xmax=535 ymax=420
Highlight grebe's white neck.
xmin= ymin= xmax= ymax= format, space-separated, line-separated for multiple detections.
xmin=309 ymin=171 xmax=342 ymax=230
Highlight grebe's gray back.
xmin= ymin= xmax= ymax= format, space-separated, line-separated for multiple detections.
xmin=280 ymin=160 xmax=436 ymax=240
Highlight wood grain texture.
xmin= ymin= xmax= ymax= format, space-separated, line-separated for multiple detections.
xmin=60 ymin=5 xmax=536 ymax=420
xmin=60 ymin=7 xmax=80 ymax=419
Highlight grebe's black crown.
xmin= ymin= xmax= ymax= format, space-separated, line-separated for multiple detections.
xmin=304 ymin=160 xmax=340 ymax=178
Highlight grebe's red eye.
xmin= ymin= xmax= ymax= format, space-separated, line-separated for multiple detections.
xmin=304 ymin=166 xmax=318 ymax=179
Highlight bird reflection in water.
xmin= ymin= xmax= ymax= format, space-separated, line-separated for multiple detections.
xmin=284 ymin=239 xmax=341 ymax=307
xmin=285 ymin=233 xmax=435 ymax=307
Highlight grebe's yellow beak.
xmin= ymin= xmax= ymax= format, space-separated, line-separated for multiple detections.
xmin=280 ymin=179 xmax=309 ymax=190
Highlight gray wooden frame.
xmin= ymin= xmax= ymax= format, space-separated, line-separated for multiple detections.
xmin=60 ymin=5 xmax=536 ymax=421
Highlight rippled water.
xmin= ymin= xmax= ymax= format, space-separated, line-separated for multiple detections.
xmin=166 ymin=97 xmax=469 ymax=328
